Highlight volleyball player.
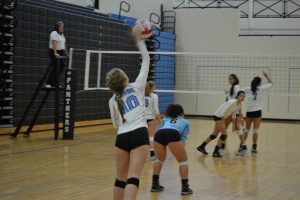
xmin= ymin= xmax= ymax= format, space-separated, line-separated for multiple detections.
xmin=107 ymin=31 xmax=150 ymax=200
xmin=243 ymin=71 xmax=272 ymax=153
xmin=151 ymin=104 xmax=193 ymax=195
xmin=197 ymin=90 xmax=246 ymax=157
xmin=222 ymin=74 xmax=242 ymax=152
xmin=145 ymin=81 xmax=160 ymax=161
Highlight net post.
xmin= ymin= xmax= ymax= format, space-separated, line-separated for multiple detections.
xmin=97 ymin=51 xmax=102 ymax=88
xmin=68 ymin=48 xmax=73 ymax=69
xmin=84 ymin=50 xmax=91 ymax=90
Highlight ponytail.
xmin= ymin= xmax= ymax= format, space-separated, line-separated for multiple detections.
xmin=229 ymin=74 xmax=239 ymax=96
xmin=116 ymin=93 xmax=125 ymax=122
xmin=251 ymin=77 xmax=262 ymax=95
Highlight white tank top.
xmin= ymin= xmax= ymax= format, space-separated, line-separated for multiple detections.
xmin=145 ymin=93 xmax=159 ymax=120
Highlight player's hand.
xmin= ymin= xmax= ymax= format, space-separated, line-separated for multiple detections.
xmin=224 ymin=89 xmax=229 ymax=95
xmin=54 ymin=53 xmax=60 ymax=58
xmin=263 ymin=71 xmax=268 ymax=77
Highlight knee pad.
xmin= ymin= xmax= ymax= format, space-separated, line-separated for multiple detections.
xmin=155 ymin=159 xmax=164 ymax=165
xmin=210 ymin=134 xmax=217 ymax=140
xmin=114 ymin=179 xmax=126 ymax=189
xmin=238 ymin=129 xmax=244 ymax=136
xmin=253 ymin=129 xmax=259 ymax=134
xmin=220 ymin=134 xmax=227 ymax=141
xmin=149 ymin=136 xmax=154 ymax=142
xmin=127 ymin=177 xmax=139 ymax=188
xmin=179 ymin=160 xmax=188 ymax=166
xmin=244 ymin=129 xmax=249 ymax=133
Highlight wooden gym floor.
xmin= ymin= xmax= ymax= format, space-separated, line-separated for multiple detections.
xmin=0 ymin=118 xmax=300 ymax=200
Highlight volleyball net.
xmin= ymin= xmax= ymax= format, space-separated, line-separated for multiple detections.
xmin=71 ymin=49 xmax=300 ymax=97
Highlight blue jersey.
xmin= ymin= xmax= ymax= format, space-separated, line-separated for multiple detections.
xmin=160 ymin=116 xmax=190 ymax=143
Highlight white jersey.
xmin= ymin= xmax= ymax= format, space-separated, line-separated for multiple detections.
xmin=49 ymin=31 xmax=66 ymax=50
xmin=145 ymin=93 xmax=159 ymax=120
xmin=109 ymin=40 xmax=150 ymax=135
xmin=214 ymin=99 xmax=240 ymax=119
xmin=227 ymin=85 xmax=240 ymax=100
xmin=244 ymin=83 xmax=272 ymax=112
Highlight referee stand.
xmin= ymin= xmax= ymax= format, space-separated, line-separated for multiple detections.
xmin=10 ymin=48 xmax=76 ymax=140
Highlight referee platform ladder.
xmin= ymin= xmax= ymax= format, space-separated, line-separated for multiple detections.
xmin=10 ymin=49 xmax=76 ymax=140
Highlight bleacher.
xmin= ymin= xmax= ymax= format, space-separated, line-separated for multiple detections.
xmin=14 ymin=0 xmax=140 ymax=125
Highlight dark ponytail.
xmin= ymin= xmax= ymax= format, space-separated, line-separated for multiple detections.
xmin=251 ymin=76 xmax=262 ymax=95
xmin=229 ymin=74 xmax=239 ymax=96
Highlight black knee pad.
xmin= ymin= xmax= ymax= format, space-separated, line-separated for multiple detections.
xmin=127 ymin=177 xmax=139 ymax=188
xmin=114 ymin=179 xmax=126 ymax=189
xmin=220 ymin=134 xmax=227 ymax=141
xmin=210 ymin=134 xmax=217 ymax=140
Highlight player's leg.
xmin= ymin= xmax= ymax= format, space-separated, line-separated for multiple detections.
xmin=168 ymin=141 xmax=193 ymax=195
xmin=114 ymin=147 xmax=130 ymax=200
xmin=212 ymin=119 xmax=227 ymax=157
xmin=197 ymin=120 xmax=220 ymax=155
xmin=235 ymin=118 xmax=247 ymax=155
xmin=151 ymin=141 xmax=166 ymax=192
xmin=124 ymin=145 xmax=149 ymax=200
xmin=147 ymin=120 xmax=157 ymax=160
xmin=252 ymin=117 xmax=261 ymax=153
xmin=220 ymin=116 xmax=232 ymax=152
xmin=244 ymin=116 xmax=253 ymax=142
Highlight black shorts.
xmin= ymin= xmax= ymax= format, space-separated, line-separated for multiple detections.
xmin=213 ymin=115 xmax=222 ymax=121
xmin=246 ymin=110 xmax=262 ymax=118
xmin=154 ymin=129 xmax=181 ymax=146
xmin=147 ymin=119 xmax=154 ymax=123
xmin=115 ymin=127 xmax=149 ymax=152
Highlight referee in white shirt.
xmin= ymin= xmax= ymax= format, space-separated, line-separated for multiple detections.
xmin=45 ymin=21 xmax=68 ymax=88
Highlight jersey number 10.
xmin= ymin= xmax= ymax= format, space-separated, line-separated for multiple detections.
xmin=123 ymin=95 xmax=140 ymax=114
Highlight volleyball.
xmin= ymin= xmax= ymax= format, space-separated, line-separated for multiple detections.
xmin=132 ymin=19 xmax=152 ymax=39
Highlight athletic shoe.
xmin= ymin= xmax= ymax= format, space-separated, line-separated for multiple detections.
xmin=251 ymin=144 xmax=257 ymax=153
xmin=236 ymin=146 xmax=247 ymax=156
xmin=251 ymin=147 xmax=257 ymax=153
xmin=151 ymin=183 xmax=165 ymax=192
xmin=212 ymin=151 xmax=222 ymax=157
xmin=181 ymin=185 xmax=193 ymax=195
xmin=219 ymin=148 xmax=226 ymax=154
xmin=197 ymin=145 xmax=208 ymax=155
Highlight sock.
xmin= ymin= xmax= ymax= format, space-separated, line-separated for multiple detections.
xmin=181 ymin=179 xmax=188 ymax=187
xmin=239 ymin=144 xmax=242 ymax=148
xmin=152 ymin=175 xmax=159 ymax=184
xmin=221 ymin=143 xmax=226 ymax=149
xmin=150 ymin=150 xmax=155 ymax=157
xmin=201 ymin=142 xmax=207 ymax=147
xmin=253 ymin=144 xmax=257 ymax=149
